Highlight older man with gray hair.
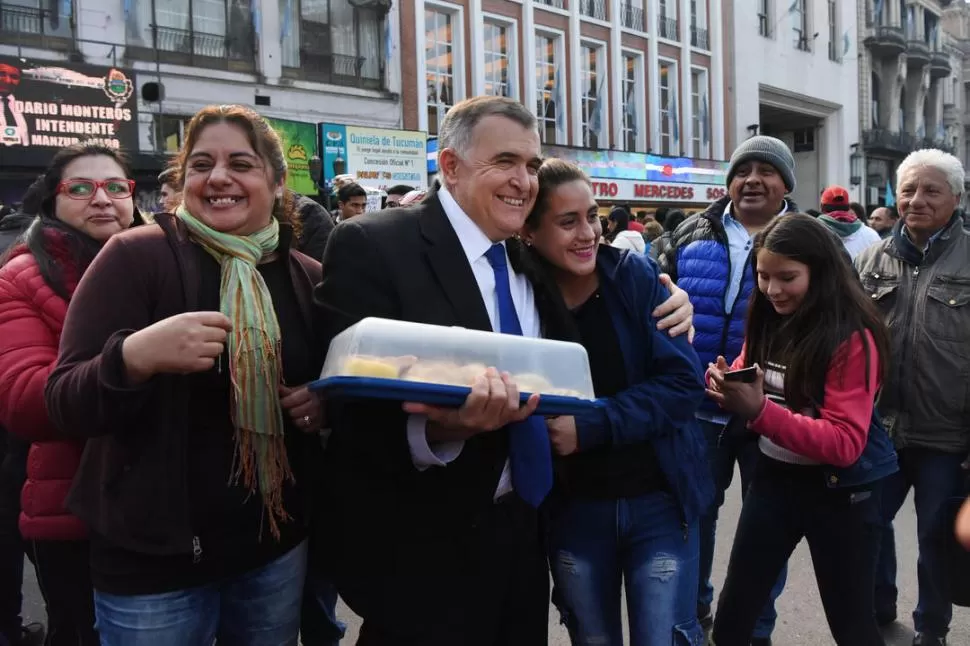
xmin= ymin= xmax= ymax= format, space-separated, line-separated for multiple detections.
xmin=855 ymin=149 xmax=970 ymax=646
xmin=314 ymin=95 xmax=695 ymax=644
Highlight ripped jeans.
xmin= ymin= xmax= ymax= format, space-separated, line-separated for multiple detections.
xmin=548 ymin=493 xmax=704 ymax=646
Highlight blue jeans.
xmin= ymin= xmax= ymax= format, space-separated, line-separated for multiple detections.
xmin=875 ymin=447 xmax=965 ymax=638
xmin=548 ymin=492 xmax=704 ymax=646
xmin=301 ymin=574 xmax=346 ymax=646
xmin=93 ymin=541 xmax=307 ymax=646
xmin=697 ymin=419 xmax=785 ymax=639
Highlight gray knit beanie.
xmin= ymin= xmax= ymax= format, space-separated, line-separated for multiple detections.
xmin=726 ymin=135 xmax=796 ymax=193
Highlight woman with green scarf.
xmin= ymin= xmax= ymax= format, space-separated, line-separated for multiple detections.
xmin=45 ymin=105 xmax=327 ymax=645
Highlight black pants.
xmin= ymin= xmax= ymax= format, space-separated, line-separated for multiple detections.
xmin=0 ymin=433 xmax=27 ymax=646
xmin=712 ymin=456 xmax=885 ymax=646
xmin=354 ymin=494 xmax=549 ymax=646
xmin=28 ymin=541 xmax=98 ymax=646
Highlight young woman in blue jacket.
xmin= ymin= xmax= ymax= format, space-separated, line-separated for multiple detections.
xmin=521 ymin=158 xmax=713 ymax=646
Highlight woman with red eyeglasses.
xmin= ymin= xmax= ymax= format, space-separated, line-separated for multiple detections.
xmin=0 ymin=142 xmax=141 ymax=646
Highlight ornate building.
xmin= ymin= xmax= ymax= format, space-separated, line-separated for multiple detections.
xmin=858 ymin=0 xmax=955 ymax=208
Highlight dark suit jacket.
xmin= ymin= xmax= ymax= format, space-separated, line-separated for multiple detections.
xmin=314 ymin=194 xmax=567 ymax=633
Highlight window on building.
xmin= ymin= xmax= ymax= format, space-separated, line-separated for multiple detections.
xmin=871 ymin=72 xmax=881 ymax=129
xmin=690 ymin=0 xmax=709 ymax=48
xmin=579 ymin=0 xmax=607 ymax=21
xmin=899 ymin=86 xmax=906 ymax=132
xmin=793 ymin=0 xmax=810 ymax=51
xmin=659 ymin=60 xmax=678 ymax=155
xmin=536 ymin=33 xmax=563 ymax=144
xmin=659 ymin=0 xmax=678 ymax=39
xmin=126 ymin=0 xmax=257 ymax=69
xmin=621 ymin=0 xmax=645 ymax=31
xmin=870 ymin=0 xmax=884 ymax=26
xmin=827 ymin=0 xmax=839 ymax=61
xmin=925 ymin=14 xmax=939 ymax=48
xmin=153 ymin=114 xmax=193 ymax=154
xmin=691 ymin=68 xmax=709 ymax=158
xmin=483 ymin=22 xmax=512 ymax=98
xmin=621 ymin=54 xmax=641 ymax=152
xmin=965 ymin=129 xmax=970 ymax=169
xmin=758 ymin=0 xmax=770 ymax=37
xmin=424 ymin=9 xmax=460 ymax=136
xmin=659 ymin=0 xmax=677 ymax=20
xmin=793 ymin=128 xmax=815 ymax=152
xmin=581 ymin=44 xmax=604 ymax=149
xmin=0 ymin=0 xmax=73 ymax=40
xmin=276 ymin=0 xmax=385 ymax=88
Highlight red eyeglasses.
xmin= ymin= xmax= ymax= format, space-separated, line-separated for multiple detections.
xmin=57 ymin=179 xmax=135 ymax=200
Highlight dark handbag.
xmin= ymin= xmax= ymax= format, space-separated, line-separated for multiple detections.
xmin=946 ymin=469 xmax=970 ymax=607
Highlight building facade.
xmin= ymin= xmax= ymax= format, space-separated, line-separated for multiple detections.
xmin=859 ymin=0 xmax=955 ymax=209
xmin=942 ymin=0 xmax=970 ymax=201
xmin=0 ymin=0 xmax=401 ymax=207
xmin=731 ymin=0 xmax=860 ymax=211
xmin=400 ymin=0 xmax=732 ymax=208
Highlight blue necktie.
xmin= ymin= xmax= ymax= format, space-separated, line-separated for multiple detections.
xmin=484 ymin=243 xmax=552 ymax=508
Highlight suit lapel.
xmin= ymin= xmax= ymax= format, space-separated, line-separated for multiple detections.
xmin=419 ymin=196 xmax=493 ymax=333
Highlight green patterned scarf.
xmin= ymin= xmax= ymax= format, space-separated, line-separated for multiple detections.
xmin=176 ymin=206 xmax=292 ymax=539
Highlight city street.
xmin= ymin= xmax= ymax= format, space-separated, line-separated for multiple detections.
xmin=18 ymin=476 xmax=970 ymax=645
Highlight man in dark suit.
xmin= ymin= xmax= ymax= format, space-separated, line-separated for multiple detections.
xmin=314 ymin=96 xmax=693 ymax=645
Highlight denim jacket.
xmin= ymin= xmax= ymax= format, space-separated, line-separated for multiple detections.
xmin=823 ymin=413 xmax=898 ymax=489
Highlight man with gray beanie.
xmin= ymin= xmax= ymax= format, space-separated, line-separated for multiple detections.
xmin=656 ymin=135 xmax=798 ymax=646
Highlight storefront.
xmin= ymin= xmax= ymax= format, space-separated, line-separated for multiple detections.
xmin=541 ymin=145 xmax=729 ymax=214
xmin=0 ymin=54 xmax=146 ymax=206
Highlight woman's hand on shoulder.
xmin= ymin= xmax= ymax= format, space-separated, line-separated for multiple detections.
xmin=121 ymin=311 xmax=232 ymax=385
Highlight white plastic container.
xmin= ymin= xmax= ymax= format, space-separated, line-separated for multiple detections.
xmin=320 ymin=317 xmax=595 ymax=400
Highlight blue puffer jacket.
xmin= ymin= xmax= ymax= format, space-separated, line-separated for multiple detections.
xmin=573 ymin=246 xmax=714 ymax=523
xmin=655 ymin=196 xmax=798 ymax=413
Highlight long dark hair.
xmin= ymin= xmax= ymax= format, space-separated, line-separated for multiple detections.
xmin=744 ymin=214 xmax=890 ymax=409
xmin=12 ymin=143 xmax=133 ymax=300
xmin=605 ymin=207 xmax=630 ymax=243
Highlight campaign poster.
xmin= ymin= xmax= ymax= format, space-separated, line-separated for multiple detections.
xmin=0 ymin=55 xmax=137 ymax=151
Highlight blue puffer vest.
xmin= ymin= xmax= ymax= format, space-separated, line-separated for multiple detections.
xmin=656 ymin=196 xmax=799 ymax=415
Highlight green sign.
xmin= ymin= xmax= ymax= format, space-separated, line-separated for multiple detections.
xmin=266 ymin=117 xmax=318 ymax=195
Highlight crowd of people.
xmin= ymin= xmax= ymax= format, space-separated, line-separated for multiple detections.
xmin=0 ymin=94 xmax=964 ymax=646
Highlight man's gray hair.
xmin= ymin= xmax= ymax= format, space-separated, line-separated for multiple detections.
xmin=438 ymin=96 xmax=537 ymax=157
xmin=897 ymin=148 xmax=966 ymax=196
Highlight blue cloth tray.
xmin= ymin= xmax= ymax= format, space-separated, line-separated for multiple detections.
xmin=308 ymin=376 xmax=601 ymax=416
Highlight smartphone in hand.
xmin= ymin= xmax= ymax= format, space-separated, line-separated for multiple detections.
xmin=723 ymin=366 xmax=758 ymax=383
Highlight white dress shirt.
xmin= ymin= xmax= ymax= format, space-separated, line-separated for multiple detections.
xmin=406 ymin=185 xmax=540 ymax=499
xmin=0 ymin=95 xmax=29 ymax=146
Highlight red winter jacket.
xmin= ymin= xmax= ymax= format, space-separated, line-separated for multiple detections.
xmin=0 ymin=231 xmax=87 ymax=540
